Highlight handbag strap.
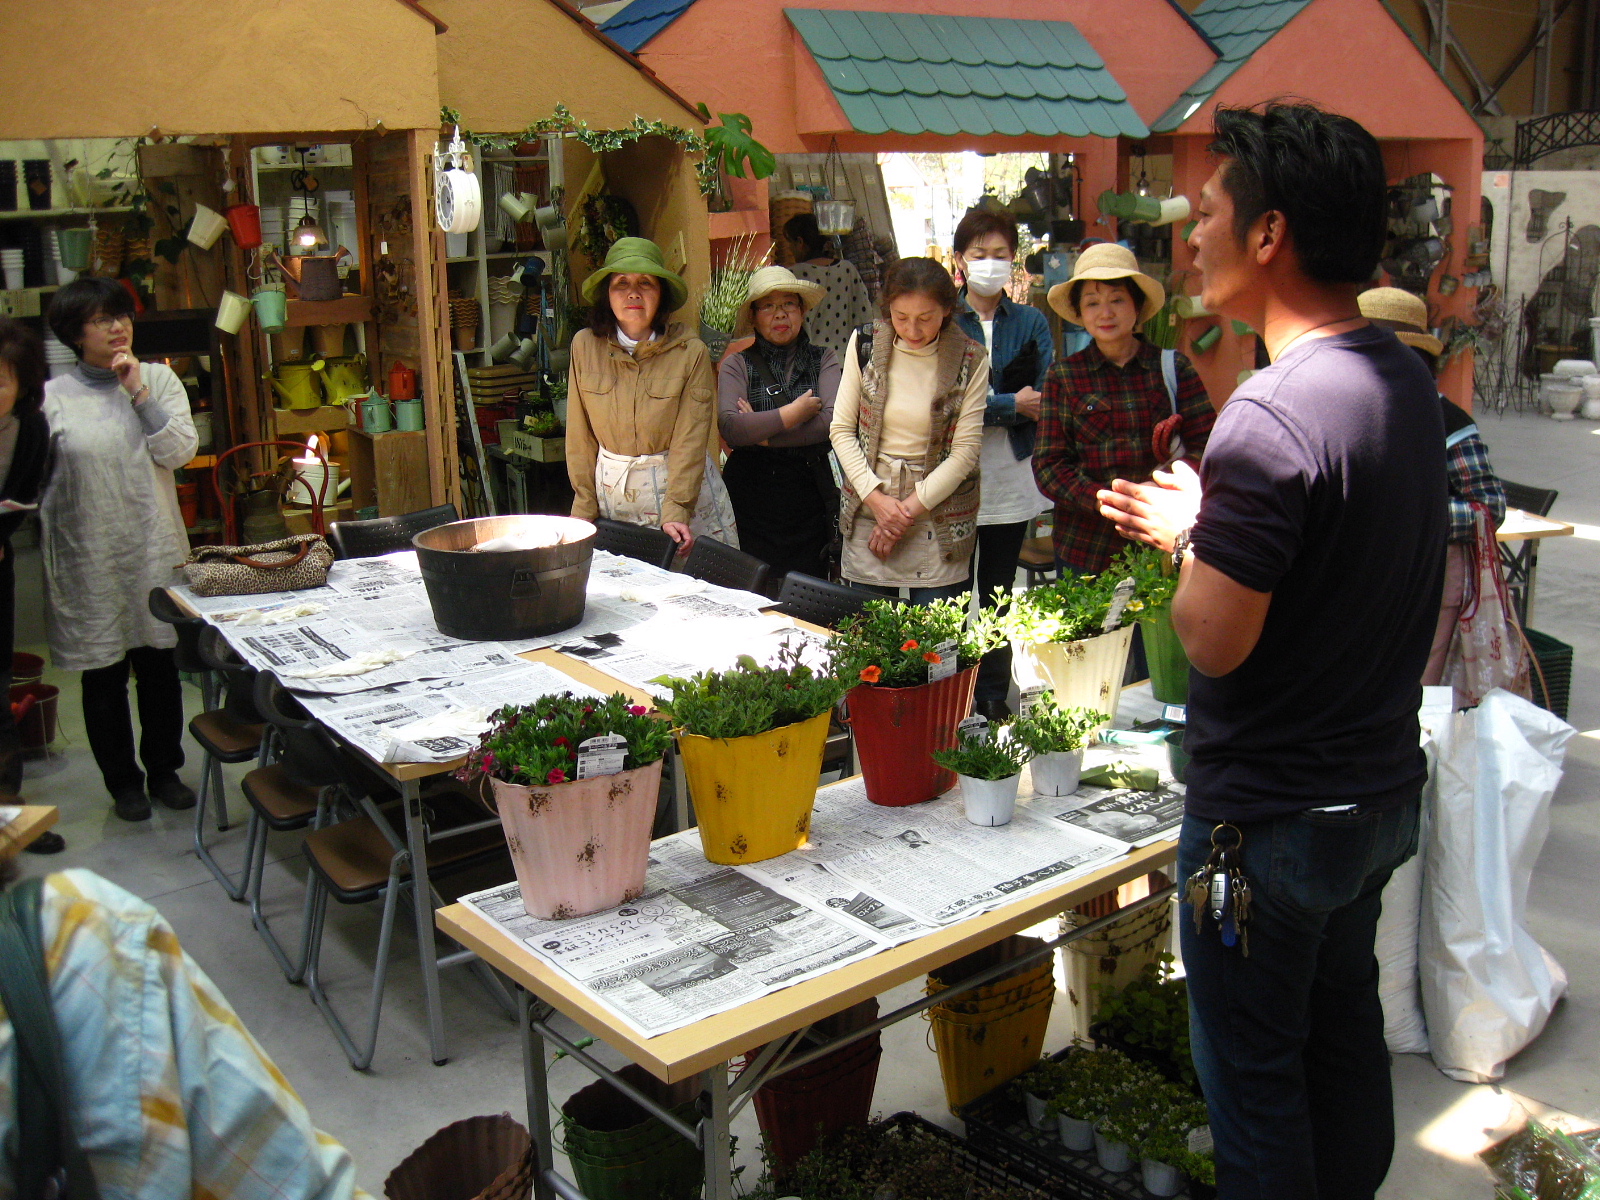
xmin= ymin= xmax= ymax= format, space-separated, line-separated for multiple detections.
xmin=0 ymin=877 xmax=100 ymax=1200
xmin=231 ymin=543 xmax=312 ymax=570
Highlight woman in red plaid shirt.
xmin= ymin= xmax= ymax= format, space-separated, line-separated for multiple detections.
xmin=1033 ymin=244 xmax=1215 ymax=573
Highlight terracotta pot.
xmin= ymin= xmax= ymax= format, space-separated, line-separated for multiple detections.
xmin=490 ymin=760 xmax=662 ymax=920
xmin=176 ymin=481 xmax=200 ymax=529
xmin=679 ymin=711 xmax=829 ymax=864
xmin=845 ymin=666 xmax=977 ymax=807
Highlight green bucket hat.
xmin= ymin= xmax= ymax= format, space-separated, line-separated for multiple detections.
xmin=581 ymin=237 xmax=689 ymax=314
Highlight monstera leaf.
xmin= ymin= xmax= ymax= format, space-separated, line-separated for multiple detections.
xmin=695 ymin=107 xmax=776 ymax=180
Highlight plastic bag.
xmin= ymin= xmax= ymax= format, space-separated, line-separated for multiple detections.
xmin=1419 ymin=688 xmax=1574 ymax=1082
xmin=1482 ymin=1117 xmax=1600 ymax=1200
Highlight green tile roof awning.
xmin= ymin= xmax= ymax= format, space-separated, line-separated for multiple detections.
xmin=785 ymin=8 xmax=1149 ymax=140
xmin=1151 ymin=0 xmax=1311 ymax=132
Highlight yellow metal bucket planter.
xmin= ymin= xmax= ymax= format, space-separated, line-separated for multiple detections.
xmin=679 ymin=710 xmax=830 ymax=865
xmin=926 ymin=958 xmax=1056 ymax=1113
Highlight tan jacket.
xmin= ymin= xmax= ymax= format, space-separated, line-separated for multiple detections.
xmin=565 ymin=324 xmax=716 ymax=526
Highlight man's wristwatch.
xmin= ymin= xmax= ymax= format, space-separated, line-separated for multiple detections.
xmin=1171 ymin=526 xmax=1193 ymax=571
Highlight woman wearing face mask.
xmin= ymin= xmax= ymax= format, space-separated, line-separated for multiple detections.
xmin=829 ymin=258 xmax=987 ymax=602
xmin=717 ymin=266 xmax=840 ymax=590
xmin=950 ymin=209 xmax=1054 ymax=720
xmin=567 ymin=238 xmax=736 ymax=553
xmin=1034 ymin=244 xmax=1213 ymax=576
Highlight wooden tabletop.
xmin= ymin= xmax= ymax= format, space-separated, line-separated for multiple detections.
xmin=437 ymin=837 xmax=1177 ymax=1083
xmin=4 ymin=806 xmax=59 ymax=851
xmin=1498 ymin=508 xmax=1574 ymax=542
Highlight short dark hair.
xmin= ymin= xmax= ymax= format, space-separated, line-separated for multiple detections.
xmin=783 ymin=213 xmax=830 ymax=261
xmin=588 ymin=273 xmax=670 ymax=340
xmin=48 ymin=277 xmax=136 ymax=357
xmin=879 ymin=257 xmax=959 ymax=326
xmin=0 ymin=316 xmax=46 ymax=419
xmin=954 ymin=208 xmax=1019 ymax=255
xmin=1068 ymin=276 xmax=1146 ymax=317
xmin=1208 ymin=102 xmax=1386 ymax=285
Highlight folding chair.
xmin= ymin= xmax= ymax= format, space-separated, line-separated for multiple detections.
xmin=683 ymin=536 xmax=770 ymax=595
xmin=328 ymin=503 xmax=459 ymax=559
xmin=593 ymin=517 xmax=678 ymax=570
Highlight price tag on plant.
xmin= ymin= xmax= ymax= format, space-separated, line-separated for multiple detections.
xmin=927 ymin=638 xmax=957 ymax=683
xmin=1018 ymin=685 xmax=1046 ymax=715
xmin=1102 ymin=576 xmax=1137 ymax=633
xmin=957 ymin=714 xmax=990 ymax=741
xmin=1187 ymin=1125 xmax=1214 ymax=1155
xmin=1162 ymin=703 xmax=1187 ymax=724
xmin=575 ymin=733 xmax=627 ymax=780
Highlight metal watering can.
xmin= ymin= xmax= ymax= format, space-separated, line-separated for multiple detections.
xmin=270 ymin=247 xmax=351 ymax=302
xmin=322 ymin=353 xmax=369 ymax=402
xmin=267 ymin=362 xmax=325 ymax=410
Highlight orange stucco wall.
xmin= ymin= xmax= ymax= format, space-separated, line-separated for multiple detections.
xmin=0 ymin=0 xmax=441 ymax=139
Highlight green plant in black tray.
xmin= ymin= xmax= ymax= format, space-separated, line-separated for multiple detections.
xmin=1092 ymin=953 xmax=1197 ymax=1090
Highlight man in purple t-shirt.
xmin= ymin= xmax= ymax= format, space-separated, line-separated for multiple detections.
xmin=1099 ymin=104 xmax=1445 ymax=1200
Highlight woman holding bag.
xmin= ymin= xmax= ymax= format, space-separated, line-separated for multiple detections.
xmin=42 ymin=278 xmax=197 ymax=823
xmin=566 ymin=238 xmax=736 ymax=552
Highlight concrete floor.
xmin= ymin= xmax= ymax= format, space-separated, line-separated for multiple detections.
xmin=11 ymin=405 xmax=1600 ymax=1197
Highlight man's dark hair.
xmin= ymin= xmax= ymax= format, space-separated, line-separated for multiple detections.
xmin=784 ymin=213 xmax=831 ymax=261
xmin=0 ymin=316 xmax=46 ymax=419
xmin=588 ymin=274 xmax=670 ymax=339
xmin=879 ymin=257 xmax=958 ymax=326
xmin=47 ymin=277 xmax=136 ymax=357
xmin=1208 ymin=102 xmax=1386 ymax=285
xmin=953 ymin=208 xmax=1019 ymax=256
xmin=1068 ymin=276 xmax=1146 ymax=319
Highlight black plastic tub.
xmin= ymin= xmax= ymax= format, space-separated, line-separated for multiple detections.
xmin=413 ymin=515 xmax=594 ymax=641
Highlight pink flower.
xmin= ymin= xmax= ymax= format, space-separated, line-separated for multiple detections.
xmin=547 ymin=767 xmax=567 ymax=785
xmin=554 ymin=736 xmax=570 ymax=748
xmin=628 ymin=705 xmax=648 ymax=716
xmin=481 ymin=752 xmax=496 ymax=770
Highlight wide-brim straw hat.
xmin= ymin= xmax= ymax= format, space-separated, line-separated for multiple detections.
xmin=581 ymin=236 xmax=689 ymax=313
xmin=1047 ymin=242 xmax=1166 ymax=328
xmin=734 ymin=265 xmax=826 ymax=337
xmin=1359 ymin=286 xmax=1443 ymax=357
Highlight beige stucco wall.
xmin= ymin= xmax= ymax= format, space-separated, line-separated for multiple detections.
xmin=0 ymin=0 xmax=441 ymax=139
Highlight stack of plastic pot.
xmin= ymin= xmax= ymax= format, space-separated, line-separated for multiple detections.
xmin=748 ymin=998 xmax=882 ymax=1173
xmin=559 ymin=1065 xmax=703 ymax=1200
xmin=925 ymin=935 xmax=1056 ymax=1112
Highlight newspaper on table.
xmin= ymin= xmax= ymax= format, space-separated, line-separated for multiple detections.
xmin=1027 ymin=784 xmax=1186 ymax=848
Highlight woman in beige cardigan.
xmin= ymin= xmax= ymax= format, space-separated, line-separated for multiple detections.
xmin=829 ymin=258 xmax=987 ymax=602
xmin=565 ymin=238 xmax=735 ymax=551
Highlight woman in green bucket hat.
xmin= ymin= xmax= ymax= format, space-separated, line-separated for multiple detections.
xmin=568 ymin=237 xmax=736 ymax=552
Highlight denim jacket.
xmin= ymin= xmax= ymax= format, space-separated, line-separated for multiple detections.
xmin=953 ymin=291 xmax=1055 ymax=461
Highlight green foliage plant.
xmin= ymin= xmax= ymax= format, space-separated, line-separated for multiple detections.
xmin=651 ymin=642 xmax=847 ymax=741
xmin=1092 ymin=953 xmax=1197 ymax=1090
xmin=932 ymin=729 xmax=1031 ymax=781
xmin=457 ymin=692 xmax=671 ymax=788
xmin=1013 ymin=693 xmax=1107 ymax=755
xmin=834 ymin=595 xmax=1005 ymax=690
xmin=694 ymin=107 xmax=777 ymax=181
xmin=775 ymin=1116 xmax=1026 ymax=1200
xmin=1113 ymin=542 xmax=1178 ymax=613
xmin=1046 ymin=1046 xmax=1167 ymax=1125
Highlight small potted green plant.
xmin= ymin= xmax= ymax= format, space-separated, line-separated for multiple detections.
xmin=834 ymin=596 xmax=1005 ymax=807
xmin=653 ymin=643 xmax=847 ymax=864
xmin=1048 ymin=1047 xmax=1167 ymax=1155
xmin=1000 ymin=558 xmax=1140 ymax=719
xmin=1011 ymin=1056 xmax=1068 ymax=1130
xmin=1135 ymin=1091 xmax=1211 ymax=1197
xmin=1013 ymin=693 xmax=1106 ymax=797
xmin=1091 ymin=954 xmax=1198 ymax=1091
xmin=932 ymin=727 xmax=1032 ymax=826
xmin=1093 ymin=1102 xmax=1142 ymax=1174
xmin=460 ymin=692 xmax=673 ymax=919
xmin=525 ymin=410 xmax=565 ymax=463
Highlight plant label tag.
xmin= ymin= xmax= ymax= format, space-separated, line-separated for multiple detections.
xmin=1162 ymin=703 xmax=1187 ymax=724
xmin=1102 ymin=577 xmax=1136 ymax=633
xmin=1187 ymin=1125 xmax=1214 ymax=1155
xmin=1018 ymin=685 xmax=1046 ymax=715
xmin=575 ymin=733 xmax=627 ymax=780
xmin=927 ymin=639 xmax=958 ymax=683
xmin=958 ymin=714 xmax=990 ymax=742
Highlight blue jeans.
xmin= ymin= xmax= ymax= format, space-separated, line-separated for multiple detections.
xmin=849 ymin=580 xmax=969 ymax=605
xmin=1177 ymin=798 xmax=1420 ymax=1200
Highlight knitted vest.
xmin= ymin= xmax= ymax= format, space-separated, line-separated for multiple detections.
xmin=838 ymin=319 xmax=983 ymax=564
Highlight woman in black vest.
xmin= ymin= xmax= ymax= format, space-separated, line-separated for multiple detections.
xmin=716 ymin=266 xmax=841 ymax=592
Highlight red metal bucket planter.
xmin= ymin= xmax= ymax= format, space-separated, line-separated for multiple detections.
xmin=845 ymin=666 xmax=978 ymax=807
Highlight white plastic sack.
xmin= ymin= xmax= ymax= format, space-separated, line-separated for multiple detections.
xmin=1375 ymin=686 xmax=1455 ymax=1054
xmin=1419 ymin=688 xmax=1574 ymax=1083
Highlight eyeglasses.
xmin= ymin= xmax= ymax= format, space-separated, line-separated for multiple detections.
xmin=754 ymin=300 xmax=803 ymax=316
xmin=87 ymin=314 xmax=132 ymax=332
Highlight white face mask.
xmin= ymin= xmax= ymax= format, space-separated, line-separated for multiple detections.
xmin=964 ymin=257 xmax=1012 ymax=297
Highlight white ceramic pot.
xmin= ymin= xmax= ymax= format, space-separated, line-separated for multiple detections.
xmin=1031 ymin=749 xmax=1082 ymax=797
xmin=1014 ymin=626 xmax=1134 ymax=721
xmin=1057 ymin=1112 xmax=1095 ymax=1152
xmin=961 ymin=773 xmax=1019 ymax=826
xmin=1095 ymin=1128 xmax=1132 ymax=1173
xmin=1023 ymin=1090 xmax=1051 ymax=1129
xmin=1141 ymin=1158 xmax=1185 ymax=1196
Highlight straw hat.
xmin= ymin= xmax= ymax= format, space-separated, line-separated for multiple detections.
xmin=1047 ymin=243 xmax=1165 ymax=328
xmin=734 ymin=265 xmax=826 ymax=337
xmin=581 ymin=237 xmax=689 ymax=313
xmin=1358 ymin=286 xmax=1442 ymax=357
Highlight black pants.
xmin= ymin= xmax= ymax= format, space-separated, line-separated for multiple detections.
xmin=0 ymin=544 xmax=19 ymax=795
xmin=81 ymin=646 xmax=185 ymax=795
xmin=722 ymin=443 xmax=837 ymax=596
xmin=971 ymin=520 xmax=1030 ymax=704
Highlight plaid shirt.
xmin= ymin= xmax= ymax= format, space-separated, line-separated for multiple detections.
xmin=1447 ymin=425 xmax=1505 ymax=543
xmin=1034 ymin=339 xmax=1215 ymax=572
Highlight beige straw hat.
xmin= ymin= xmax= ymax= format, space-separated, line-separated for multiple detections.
xmin=734 ymin=265 xmax=826 ymax=337
xmin=1358 ymin=286 xmax=1443 ymax=357
xmin=1047 ymin=243 xmax=1166 ymax=328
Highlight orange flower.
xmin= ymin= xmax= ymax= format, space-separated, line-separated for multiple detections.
xmin=859 ymin=665 xmax=883 ymax=683
xmin=900 ymin=639 xmax=919 ymax=651
xmin=923 ymin=651 xmax=942 ymax=664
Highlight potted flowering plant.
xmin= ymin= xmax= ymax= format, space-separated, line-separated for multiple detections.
xmin=1134 ymin=1091 xmax=1211 ymax=1197
xmin=1121 ymin=543 xmax=1189 ymax=704
xmin=1002 ymin=554 xmax=1141 ymax=719
xmin=1013 ymin=693 xmax=1106 ymax=797
xmin=653 ymin=643 xmax=848 ymax=864
xmin=833 ymin=596 xmax=1005 ymax=807
xmin=1047 ymin=1047 xmax=1167 ymax=1154
xmin=460 ymin=692 xmax=673 ymax=920
xmin=932 ymin=727 xmax=1032 ymax=826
